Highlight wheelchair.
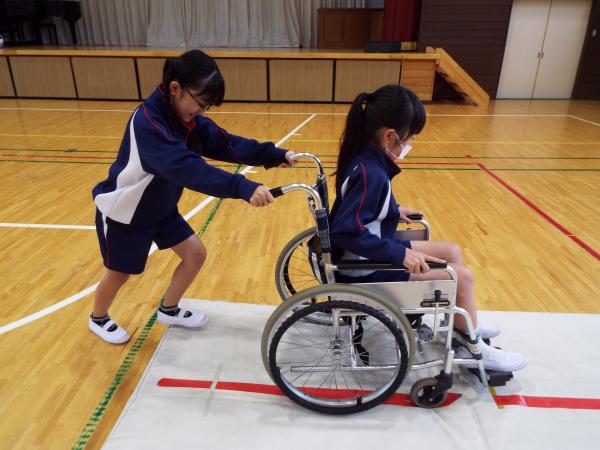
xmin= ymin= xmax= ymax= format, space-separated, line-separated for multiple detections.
xmin=262 ymin=153 xmax=513 ymax=415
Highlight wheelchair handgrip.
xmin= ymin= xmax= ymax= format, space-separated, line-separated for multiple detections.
xmin=335 ymin=260 xmax=447 ymax=271
xmin=406 ymin=214 xmax=423 ymax=220
xmin=269 ymin=187 xmax=285 ymax=198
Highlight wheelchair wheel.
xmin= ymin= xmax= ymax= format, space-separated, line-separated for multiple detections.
xmin=264 ymin=285 xmax=413 ymax=415
xmin=262 ymin=284 xmax=415 ymax=383
xmin=274 ymin=227 xmax=319 ymax=300
xmin=410 ymin=377 xmax=448 ymax=409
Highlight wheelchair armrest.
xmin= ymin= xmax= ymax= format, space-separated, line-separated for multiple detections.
xmin=406 ymin=214 xmax=423 ymax=221
xmin=335 ymin=260 xmax=447 ymax=271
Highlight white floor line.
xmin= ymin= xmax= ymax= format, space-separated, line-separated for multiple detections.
xmin=426 ymin=114 xmax=577 ymax=117
xmin=569 ymin=114 xmax=600 ymax=127
xmin=0 ymin=283 xmax=100 ymax=334
xmin=324 ymin=113 xmax=579 ymax=117
xmin=212 ymin=111 xmax=312 ymax=116
xmin=0 ymin=107 xmax=134 ymax=113
xmin=0 ymin=223 xmax=95 ymax=230
xmin=0 ymin=107 xmax=310 ymax=115
xmin=0 ymin=106 xmax=591 ymax=119
xmin=0 ymin=113 xmax=317 ymax=336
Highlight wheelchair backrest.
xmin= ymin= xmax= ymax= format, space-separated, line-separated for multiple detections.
xmin=306 ymin=174 xmax=329 ymax=216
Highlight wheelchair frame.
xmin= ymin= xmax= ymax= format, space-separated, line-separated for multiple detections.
xmin=262 ymin=153 xmax=491 ymax=413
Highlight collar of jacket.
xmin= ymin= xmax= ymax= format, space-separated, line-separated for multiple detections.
xmin=145 ymin=87 xmax=197 ymax=141
xmin=364 ymin=144 xmax=402 ymax=178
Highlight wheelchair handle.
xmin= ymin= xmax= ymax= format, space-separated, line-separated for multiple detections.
xmin=269 ymin=187 xmax=285 ymax=198
xmin=268 ymin=183 xmax=323 ymax=210
xmin=264 ymin=152 xmax=324 ymax=175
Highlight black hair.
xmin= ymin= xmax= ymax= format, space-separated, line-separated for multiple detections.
xmin=335 ymin=84 xmax=426 ymax=189
xmin=160 ymin=49 xmax=225 ymax=151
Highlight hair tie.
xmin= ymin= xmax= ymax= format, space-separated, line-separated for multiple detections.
xmin=360 ymin=92 xmax=373 ymax=110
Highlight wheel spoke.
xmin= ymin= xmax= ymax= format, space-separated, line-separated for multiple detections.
xmin=270 ymin=297 xmax=408 ymax=413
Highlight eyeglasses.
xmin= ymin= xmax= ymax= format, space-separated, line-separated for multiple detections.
xmin=185 ymin=89 xmax=212 ymax=111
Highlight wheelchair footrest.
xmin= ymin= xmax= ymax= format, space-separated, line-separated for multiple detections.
xmin=468 ymin=368 xmax=514 ymax=387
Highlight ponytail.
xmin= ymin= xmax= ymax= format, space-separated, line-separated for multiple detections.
xmin=334 ymin=85 xmax=426 ymax=190
xmin=336 ymin=92 xmax=372 ymax=190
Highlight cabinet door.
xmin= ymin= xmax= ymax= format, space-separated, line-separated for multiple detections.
xmin=532 ymin=0 xmax=593 ymax=98
xmin=497 ymin=0 xmax=551 ymax=99
xmin=342 ymin=11 xmax=371 ymax=47
xmin=319 ymin=10 xmax=345 ymax=47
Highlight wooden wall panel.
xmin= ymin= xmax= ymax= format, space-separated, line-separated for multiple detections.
xmin=72 ymin=57 xmax=139 ymax=99
xmin=335 ymin=60 xmax=401 ymax=102
xmin=9 ymin=56 xmax=75 ymax=98
xmin=137 ymin=58 xmax=164 ymax=99
xmin=418 ymin=0 xmax=513 ymax=98
xmin=0 ymin=57 xmax=15 ymax=97
xmin=573 ymin=0 xmax=600 ymax=99
xmin=318 ymin=9 xmax=383 ymax=48
xmin=137 ymin=58 xmax=268 ymax=101
xmin=215 ymin=59 xmax=267 ymax=101
xmin=269 ymin=59 xmax=333 ymax=101
xmin=1 ymin=49 xmax=439 ymax=102
xmin=400 ymin=60 xmax=436 ymax=100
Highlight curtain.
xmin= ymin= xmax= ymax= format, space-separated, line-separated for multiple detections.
xmin=320 ymin=0 xmax=366 ymax=7
xmin=180 ymin=0 xmax=301 ymax=48
xmin=383 ymin=0 xmax=421 ymax=42
xmin=146 ymin=0 xmax=186 ymax=46
xmin=70 ymin=0 xmax=369 ymax=48
xmin=75 ymin=0 xmax=148 ymax=46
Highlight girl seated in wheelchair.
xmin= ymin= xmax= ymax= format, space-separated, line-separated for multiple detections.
xmin=329 ymin=84 xmax=527 ymax=372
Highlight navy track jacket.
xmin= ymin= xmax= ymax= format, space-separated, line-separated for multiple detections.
xmin=93 ymin=88 xmax=287 ymax=226
xmin=329 ymin=145 xmax=407 ymax=275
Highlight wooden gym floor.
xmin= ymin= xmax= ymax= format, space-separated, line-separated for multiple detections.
xmin=0 ymin=98 xmax=599 ymax=448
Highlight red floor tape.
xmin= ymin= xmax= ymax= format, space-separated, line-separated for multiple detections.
xmin=158 ymin=378 xmax=600 ymax=411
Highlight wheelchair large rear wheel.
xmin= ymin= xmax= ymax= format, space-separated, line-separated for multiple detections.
xmin=274 ymin=227 xmax=319 ymax=301
xmin=264 ymin=285 xmax=412 ymax=415
xmin=262 ymin=284 xmax=415 ymax=382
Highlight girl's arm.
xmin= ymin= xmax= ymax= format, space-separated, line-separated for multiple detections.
xmin=330 ymin=163 xmax=408 ymax=265
xmin=196 ymin=116 xmax=289 ymax=166
xmin=135 ymin=107 xmax=260 ymax=201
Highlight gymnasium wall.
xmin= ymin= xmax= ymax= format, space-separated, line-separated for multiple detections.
xmin=0 ymin=50 xmax=438 ymax=103
xmin=418 ymin=0 xmax=513 ymax=99
xmin=573 ymin=0 xmax=600 ymax=99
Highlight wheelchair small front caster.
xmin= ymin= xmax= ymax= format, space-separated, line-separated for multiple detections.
xmin=410 ymin=372 xmax=453 ymax=408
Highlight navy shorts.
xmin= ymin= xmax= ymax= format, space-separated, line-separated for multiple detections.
xmin=95 ymin=209 xmax=195 ymax=274
xmin=335 ymin=240 xmax=412 ymax=283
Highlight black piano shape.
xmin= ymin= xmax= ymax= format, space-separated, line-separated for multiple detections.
xmin=1 ymin=0 xmax=82 ymax=45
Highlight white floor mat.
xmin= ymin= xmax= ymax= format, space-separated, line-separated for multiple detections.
xmin=103 ymin=300 xmax=600 ymax=450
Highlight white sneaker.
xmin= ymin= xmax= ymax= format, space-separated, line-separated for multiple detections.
xmin=88 ymin=317 xmax=130 ymax=344
xmin=480 ymin=342 xmax=527 ymax=372
xmin=479 ymin=322 xmax=500 ymax=340
xmin=157 ymin=308 xmax=208 ymax=328
xmin=456 ymin=341 xmax=527 ymax=372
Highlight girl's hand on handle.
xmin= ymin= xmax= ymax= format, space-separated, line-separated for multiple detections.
xmin=403 ymin=248 xmax=446 ymax=274
xmin=279 ymin=150 xmax=297 ymax=168
xmin=399 ymin=206 xmax=424 ymax=223
xmin=249 ymin=185 xmax=275 ymax=207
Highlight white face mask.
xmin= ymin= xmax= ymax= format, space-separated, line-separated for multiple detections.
xmin=398 ymin=143 xmax=412 ymax=159
xmin=385 ymin=132 xmax=412 ymax=161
